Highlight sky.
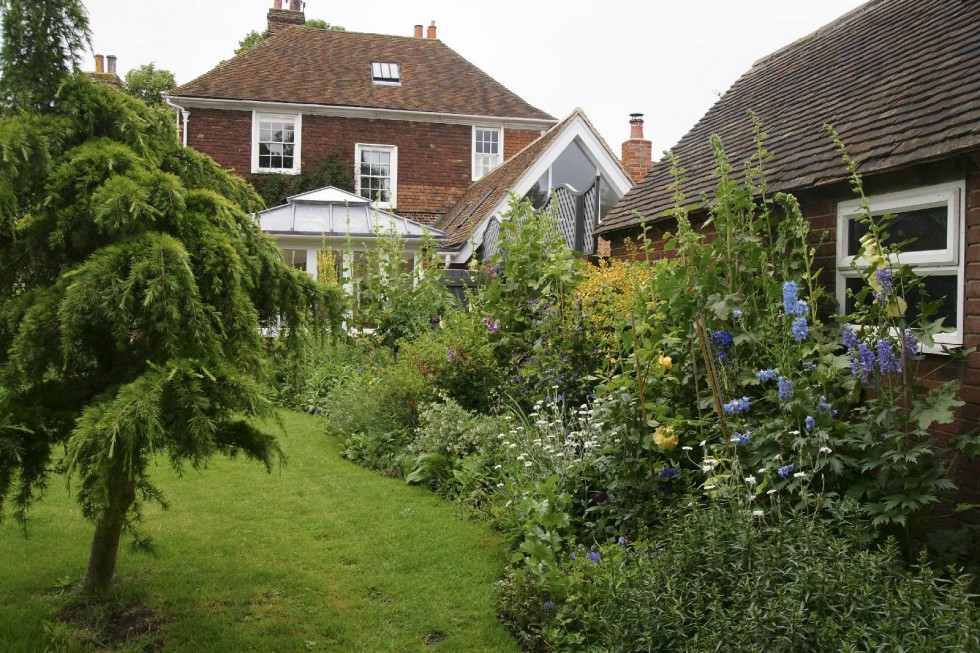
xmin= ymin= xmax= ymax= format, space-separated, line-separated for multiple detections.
xmin=83 ymin=0 xmax=868 ymax=157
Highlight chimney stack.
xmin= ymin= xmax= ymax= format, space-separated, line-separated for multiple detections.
xmin=106 ymin=55 xmax=117 ymax=75
xmin=414 ymin=24 xmax=423 ymax=38
xmin=95 ymin=54 xmax=105 ymax=73
xmin=621 ymin=113 xmax=653 ymax=183
xmin=426 ymin=21 xmax=437 ymax=39
xmin=268 ymin=0 xmax=306 ymax=36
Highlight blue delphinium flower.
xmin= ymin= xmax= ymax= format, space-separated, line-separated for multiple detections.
xmin=711 ymin=330 xmax=734 ymax=352
xmin=841 ymin=325 xmax=860 ymax=350
xmin=856 ymin=343 xmax=875 ymax=383
xmin=791 ymin=317 xmax=809 ymax=342
xmin=543 ymin=601 xmax=556 ymax=611
xmin=777 ymin=376 xmax=794 ymax=402
xmin=818 ymin=395 xmax=831 ymax=413
xmin=783 ymin=281 xmax=808 ymax=316
xmin=659 ymin=468 xmax=678 ymax=480
xmin=783 ymin=281 xmax=799 ymax=314
xmin=805 ymin=415 xmax=816 ymax=431
xmin=570 ymin=553 xmax=577 ymax=561
xmin=587 ymin=551 xmax=601 ymax=564
xmin=756 ymin=368 xmax=779 ymax=382
xmin=778 ymin=463 xmax=796 ymax=479
xmin=732 ymin=431 xmax=751 ymax=446
xmin=448 ymin=348 xmax=458 ymax=363
xmin=723 ymin=396 xmax=750 ymax=414
xmin=876 ymin=269 xmax=894 ymax=294
xmin=903 ymin=329 xmax=920 ymax=356
xmin=877 ymin=339 xmax=902 ymax=374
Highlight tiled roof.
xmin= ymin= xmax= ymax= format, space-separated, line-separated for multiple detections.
xmin=170 ymin=26 xmax=554 ymax=121
xmin=434 ymin=111 xmax=581 ymax=247
xmin=599 ymin=0 xmax=980 ymax=235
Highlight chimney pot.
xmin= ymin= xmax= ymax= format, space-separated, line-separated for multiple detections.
xmin=106 ymin=55 xmax=117 ymax=75
xmin=426 ymin=21 xmax=437 ymax=39
xmin=95 ymin=54 xmax=105 ymax=73
xmin=622 ymin=113 xmax=653 ymax=183
xmin=289 ymin=0 xmax=302 ymax=10
xmin=629 ymin=113 xmax=645 ymax=139
xmin=274 ymin=0 xmax=282 ymax=8
xmin=414 ymin=24 xmax=423 ymax=38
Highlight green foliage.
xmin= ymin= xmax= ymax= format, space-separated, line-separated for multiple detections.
xmin=234 ymin=20 xmax=343 ymax=56
xmin=501 ymin=504 xmax=979 ymax=652
xmin=0 ymin=76 xmax=338 ymax=591
xmin=0 ymin=0 xmax=90 ymax=112
xmin=245 ymin=155 xmax=353 ymax=208
xmin=235 ymin=29 xmax=268 ymax=55
xmin=122 ymin=63 xmax=176 ymax=106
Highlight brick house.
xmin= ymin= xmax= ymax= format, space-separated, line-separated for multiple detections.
xmin=596 ymin=0 xmax=980 ymax=496
xmin=164 ymin=1 xmax=556 ymax=225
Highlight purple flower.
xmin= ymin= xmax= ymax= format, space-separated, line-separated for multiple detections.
xmin=733 ymin=309 xmax=743 ymax=318
xmin=805 ymin=415 xmax=816 ymax=431
xmin=711 ymin=330 xmax=734 ymax=353
xmin=756 ymin=369 xmax=779 ymax=382
xmin=723 ymin=396 xmax=750 ymax=415
xmin=733 ymin=431 xmax=751 ymax=446
xmin=777 ymin=376 xmax=794 ymax=402
xmin=587 ymin=551 xmax=601 ymax=564
xmin=791 ymin=317 xmax=809 ymax=342
xmin=877 ymin=339 xmax=901 ymax=374
xmin=590 ymin=491 xmax=609 ymax=504
xmin=448 ymin=348 xmax=458 ymax=363
xmin=875 ymin=269 xmax=894 ymax=294
xmin=841 ymin=325 xmax=860 ymax=350
xmin=659 ymin=468 xmax=678 ymax=480
xmin=818 ymin=396 xmax=831 ymax=413
xmin=618 ymin=536 xmax=627 ymax=546
xmin=778 ymin=463 xmax=796 ymax=479
xmin=484 ymin=316 xmax=499 ymax=333
xmin=570 ymin=553 xmax=577 ymax=561
xmin=431 ymin=315 xmax=441 ymax=324
xmin=903 ymin=330 xmax=920 ymax=356
xmin=855 ymin=343 xmax=876 ymax=383
xmin=543 ymin=601 xmax=556 ymax=611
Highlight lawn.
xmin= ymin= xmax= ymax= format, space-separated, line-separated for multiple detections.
xmin=0 ymin=411 xmax=519 ymax=652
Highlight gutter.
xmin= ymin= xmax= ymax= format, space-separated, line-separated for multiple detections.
xmin=164 ymin=97 xmax=190 ymax=147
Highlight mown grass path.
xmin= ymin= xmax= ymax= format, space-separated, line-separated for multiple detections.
xmin=0 ymin=411 xmax=518 ymax=652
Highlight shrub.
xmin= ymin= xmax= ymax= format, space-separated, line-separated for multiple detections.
xmin=501 ymin=503 xmax=979 ymax=652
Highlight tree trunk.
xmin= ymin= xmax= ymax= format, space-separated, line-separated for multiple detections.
xmin=81 ymin=479 xmax=135 ymax=594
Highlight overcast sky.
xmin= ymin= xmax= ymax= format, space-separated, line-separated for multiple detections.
xmin=83 ymin=0 xmax=867 ymax=157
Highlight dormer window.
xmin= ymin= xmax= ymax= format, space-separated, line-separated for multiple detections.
xmin=372 ymin=62 xmax=400 ymax=84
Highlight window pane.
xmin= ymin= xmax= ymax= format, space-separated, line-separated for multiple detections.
xmin=846 ymin=206 xmax=948 ymax=256
xmin=844 ymin=274 xmax=957 ymax=328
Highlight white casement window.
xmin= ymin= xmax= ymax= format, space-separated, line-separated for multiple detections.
xmin=252 ymin=112 xmax=302 ymax=174
xmin=473 ymin=126 xmax=503 ymax=180
xmin=355 ymin=143 xmax=397 ymax=208
xmin=836 ymin=181 xmax=965 ymax=347
xmin=371 ymin=62 xmax=401 ymax=85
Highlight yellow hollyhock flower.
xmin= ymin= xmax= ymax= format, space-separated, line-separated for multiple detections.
xmin=653 ymin=425 xmax=678 ymax=451
xmin=659 ymin=353 xmax=673 ymax=372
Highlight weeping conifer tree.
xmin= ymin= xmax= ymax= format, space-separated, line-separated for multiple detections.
xmin=0 ymin=9 xmax=341 ymax=592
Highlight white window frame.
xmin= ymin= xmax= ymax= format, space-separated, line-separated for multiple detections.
xmin=251 ymin=112 xmax=302 ymax=174
xmin=354 ymin=143 xmax=398 ymax=209
xmin=371 ymin=62 xmax=401 ymax=85
xmin=472 ymin=126 xmax=503 ymax=180
xmin=836 ymin=180 xmax=965 ymax=347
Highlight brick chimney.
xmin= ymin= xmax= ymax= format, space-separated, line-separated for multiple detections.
xmin=268 ymin=0 xmax=306 ymax=37
xmin=621 ymin=113 xmax=653 ymax=183
xmin=87 ymin=54 xmax=122 ymax=87
xmin=426 ymin=21 xmax=437 ymax=39
xmin=94 ymin=54 xmax=104 ymax=73
xmin=414 ymin=24 xmax=423 ymax=38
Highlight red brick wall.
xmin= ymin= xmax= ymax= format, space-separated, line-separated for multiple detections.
xmin=185 ymin=108 xmax=252 ymax=175
xmin=184 ymin=108 xmax=543 ymax=218
xmin=505 ymin=128 xmax=543 ymax=159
